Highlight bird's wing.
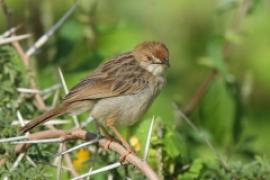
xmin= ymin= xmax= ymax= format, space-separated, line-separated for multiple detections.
xmin=64 ymin=53 xmax=152 ymax=102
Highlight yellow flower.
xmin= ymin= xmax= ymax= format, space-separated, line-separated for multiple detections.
xmin=129 ymin=136 xmax=141 ymax=152
xmin=72 ymin=148 xmax=91 ymax=172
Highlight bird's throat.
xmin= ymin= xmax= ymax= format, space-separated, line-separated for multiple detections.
xmin=146 ymin=64 xmax=166 ymax=76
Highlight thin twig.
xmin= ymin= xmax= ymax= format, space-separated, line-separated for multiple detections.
xmin=26 ymin=0 xmax=80 ymax=56
xmin=42 ymin=84 xmax=62 ymax=94
xmin=52 ymin=89 xmax=60 ymax=106
xmin=63 ymin=153 xmax=79 ymax=177
xmin=12 ymin=138 xmax=64 ymax=144
xmin=176 ymin=104 xmax=228 ymax=169
xmin=57 ymin=143 xmax=64 ymax=180
xmin=0 ymin=34 xmax=31 ymax=45
xmin=10 ymin=128 xmax=159 ymax=180
xmin=81 ymin=116 xmax=94 ymax=127
xmin=16 ymin=111 xmax=26 ymax=126
xmin=72 ymin=162 xmax=122 ymax=180
xmin=0 ymin=25 xmax=21 ymax=38
xmin=10 ymin=153 xmax=25 ymax=171
xmin=86 ymin=167 xmax=93 ymax=180
xmin=12 ymin=119 xmax=70 ymax=126
xmin=17 ymin=88 xmax=40 ymax=94
xmin=143 ymin=116 xmax=155 ymax=161
xmin=26 ymin=156 xmax=37 ymax=167
xmin=0 ymin=135 xmax=28 ymax=143
xmin=183 ymin=0 xmax=252 ymax=115
xmin=184 ymin=70 xmax=218 ymax=115
xmin=58 ymin=67 xmax=80 ymax=128
xmin=3 ymin=153 xmax=25 ymax=180
xmin=11 ymin=40 xmax=47 ymax=109
xmin=58 ymin=67 xmax=69 ymax=94
xmin=0 ymin=0 xmax=12 ymax=29
xmin=17 ymin=84 xmax=61 ymax=94
xmin=16 ymin=111 xmax=37 ymax=166
xmin=57 ymin=138 xmax=99 ymax=156
xmin=0 ymin=0 xmax=78 ymax=177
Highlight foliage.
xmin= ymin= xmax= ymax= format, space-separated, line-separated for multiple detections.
xmin=1 ymin=0 xmax=270 ymax=179
xmin=178 ymin=156 xmax=270 ymax=180
xmin=0 ymin=46 xmax=50 ymax=179
xmin=0 ymin=46 xmax=26 ymax=137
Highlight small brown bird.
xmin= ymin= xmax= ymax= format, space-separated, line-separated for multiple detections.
xmin=20 ymin=41 xmax=170 ymax=151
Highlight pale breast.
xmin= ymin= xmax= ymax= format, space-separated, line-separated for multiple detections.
xmin=91 ymin=76 xmax=165 ymax=126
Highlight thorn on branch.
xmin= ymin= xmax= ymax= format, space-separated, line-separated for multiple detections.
xmin=1 ymin=128 xmax=159 ymax=180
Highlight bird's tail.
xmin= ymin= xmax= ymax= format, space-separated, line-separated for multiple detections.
xmin=20 ymin=103 xmax=68 ymax=134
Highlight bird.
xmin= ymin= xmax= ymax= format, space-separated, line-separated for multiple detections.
xmin=20 ymin=41 xmax=170 ymax=152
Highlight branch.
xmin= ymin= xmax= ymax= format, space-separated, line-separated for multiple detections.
xmin=183 ymin=0 xmax=252 ymax=115
xmin=0 ymin=34 xmax=31 ymax=45
xmin=26 ymin=0 xmax=80 ymax=56
xmin=12 ymin=128 xmax=159 ymax=180
xmin=0 ymin=25 xmax=21 ymax=38
xmin=0 ymin=0 xmax=12 ymax=29
xmin=184 ymin=69 xmax=218 ymax=115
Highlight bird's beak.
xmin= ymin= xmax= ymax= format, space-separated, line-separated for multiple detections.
xmin=153 ymin=60 xmax=170 ymax=67
xmin=163 ymin=60 xmax=170 ymax=67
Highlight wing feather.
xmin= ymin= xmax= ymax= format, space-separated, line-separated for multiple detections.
xmin=64 ymin=53 xmax=151 ymax=102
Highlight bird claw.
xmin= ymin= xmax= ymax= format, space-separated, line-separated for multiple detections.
xmin=120 ymin=150 xmax=133 ymax=165
xmin=104 ymin=137 xmax=114 ymax=150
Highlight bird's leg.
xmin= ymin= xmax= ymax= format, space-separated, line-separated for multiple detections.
xmin=108 ymin=125 xmax=133 ymax=152
xmin=106 ymin=117 xmax=134 ymax=163
xmin=108 ymin=124 xmax=133 ymax=163
xmin=96 ymin=122 xmax=111 ymax=137
xmin=95 ymin=122 xmax=114 ymax=150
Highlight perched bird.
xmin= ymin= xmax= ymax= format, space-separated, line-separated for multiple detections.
xmin=20 ymin=41 xmax=170 ymax=151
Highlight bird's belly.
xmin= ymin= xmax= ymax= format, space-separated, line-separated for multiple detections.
xmin=91 ymin=89 xmax=154 ymax=126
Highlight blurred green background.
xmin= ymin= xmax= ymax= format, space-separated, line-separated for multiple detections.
xmin=1 ymin=0 xmax=270 ymax=179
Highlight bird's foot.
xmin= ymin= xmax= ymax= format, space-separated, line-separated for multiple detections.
xmin=120 ymin=150 xmax=134 ymax=165
xmin=104 ymin=136 xmax=114 ymax=150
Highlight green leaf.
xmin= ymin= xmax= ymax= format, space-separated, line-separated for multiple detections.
xmin=207 ymin=36 xmax=228 ymax=77
xmin=178 ymin=159 xmax=204 ymax=180
xmin=199 ymin=77 xmax=235 ymax=146
xmin=164 ymin=131 xmax=184 ymax=158
xmin=197 ymin=56 xmax=215 ymax=68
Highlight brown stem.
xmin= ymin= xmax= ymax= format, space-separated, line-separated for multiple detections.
xmin=184 ymin=0 xmax=252 ymax=115
xmin=0 ymin=0 xmax=12 ymax=29
xmin=184 ymin=69 xmax=218 ymax=115
xmin=0 ymin=1 xmax=78 ymax=176
xmin=14 ymin=128 xmax=159 ymax=180
xmin=12 ymin=42 xmax=47 ymax=110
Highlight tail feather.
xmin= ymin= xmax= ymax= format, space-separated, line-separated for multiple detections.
xmin=20 ymin=103 xmax=67 ymax=134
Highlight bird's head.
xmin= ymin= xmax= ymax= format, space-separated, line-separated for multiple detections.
xmin=133 ymin=41 xmax=170 ymax=76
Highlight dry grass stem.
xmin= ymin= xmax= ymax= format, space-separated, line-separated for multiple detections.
xmin=12 ymin=119 xmax=70 ymax=126
xmin=143 ymin=116 xmax=155 ymax=161
xmin=72 ymin=162 xmax=122 ymax=180
xmin=57 ymin=138 xmax=99 ymax=156
xmin=58 ymin=67 xmax=80 ymax=128
xmin=12 ymin=138 xmax=64 ymax=144
xmin=0 ymin=25 xmax=21 ymax=37
xmin=4 ymin=128 xmax=159 ymax=180
xmin=178 ymin=107 xmax=228 ymax=169
xmin=17 ymin=84 xmax=61 ymax=95
xmin=81 ymin=116 xmax=94 ymax=127
xmin=184 ymin=0 xmax=252 ymax=115
xmin=0 ymin=34 xmax=31 ymax=45
xmin=26 ymin=0 xmax=80 ymax=56
xmin=86 ymin=167 xmax=93 ymax=180
xmin=57 ymin=143 xmax=64 ymax=180
xmin=3 ymin=153 xmax=25 ymax=180
xmin=0 ymin=135 xmax=28 ymax=143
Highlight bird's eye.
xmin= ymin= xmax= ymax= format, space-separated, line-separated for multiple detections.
xmin=146 ymin=56 xmax=152 ymax=60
